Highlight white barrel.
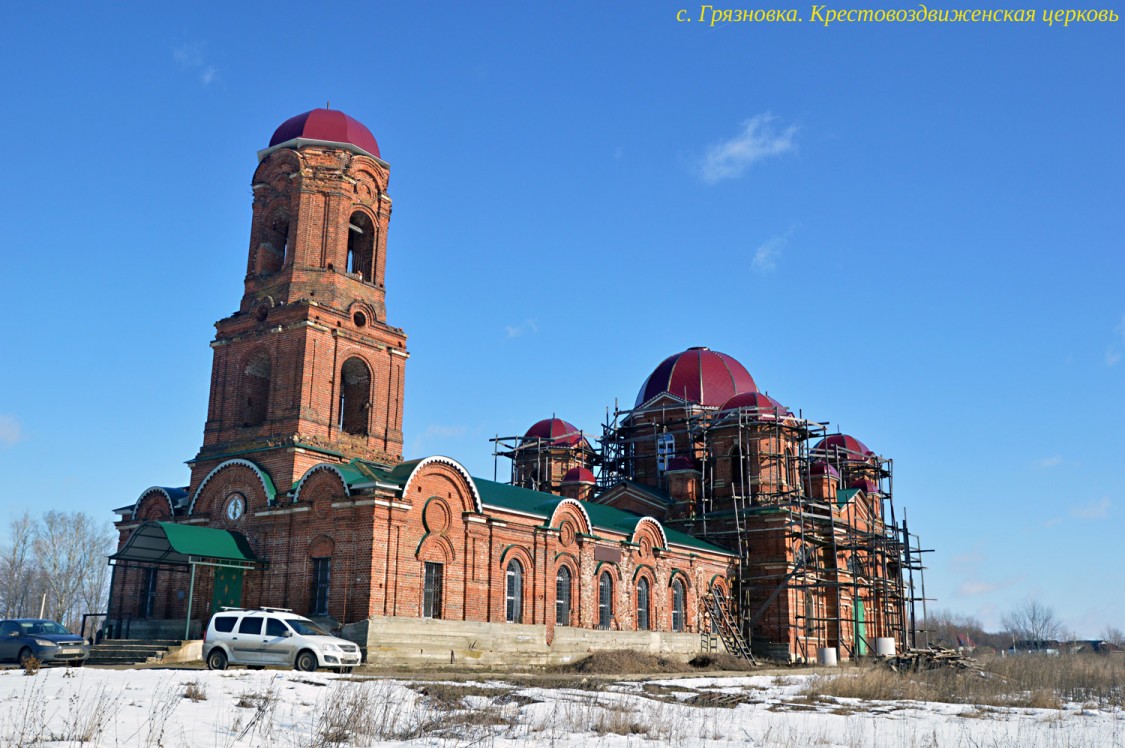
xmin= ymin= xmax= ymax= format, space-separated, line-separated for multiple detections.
xmin=875 ymin=638 xmax=896 ymax=657
xmin=817 ymin=647 xmax=838 ymax=666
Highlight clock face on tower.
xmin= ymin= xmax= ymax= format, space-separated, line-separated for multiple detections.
xmin=225 ymin=494 xmax=245 ymax=522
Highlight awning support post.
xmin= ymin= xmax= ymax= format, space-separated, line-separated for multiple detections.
xmin=185 ymin=561 xmax=197 ymax=640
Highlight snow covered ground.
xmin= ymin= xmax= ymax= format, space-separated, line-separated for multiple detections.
xmin=0 ymin=667 xmax=1120 ymax=747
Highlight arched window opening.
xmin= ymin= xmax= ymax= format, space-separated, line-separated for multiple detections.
xmin=338 ymin=358 xmax=371 ymax=436
xmin=346 ymin=211 xmax=376 ymax=283
xmin=256 ymin=212 xmax=289 ymax=275
xmin=636 ymin=577 xmax=650 ymax=631
xmin=555 ymin=566 xmax=572 ymax=626
xmin=598 ymin=572 xmax=613 ymax=630
xmin=671 ymin=579 xmax=686 ymax=632
xmin=656 ymin=433 xmax=675 ymax=472
xmin=731 ymin=442 xmax=759 ymax=499
xmin=506 ymin=559 xmax=524 ymax=623
xmin=241 ymin=353 xmax=271 ymax=427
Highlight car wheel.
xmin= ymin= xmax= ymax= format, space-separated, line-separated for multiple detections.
xmin=206 ymin=649 xmax=228 ymax=671
xmin=18 ymin=648 xmax=36 ymax=668
xmin=295 ymin=650 xmax=318 ymax=672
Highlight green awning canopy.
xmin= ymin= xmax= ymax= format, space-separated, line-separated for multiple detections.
xmin=110 ymin=521 xmax=262 ymax=567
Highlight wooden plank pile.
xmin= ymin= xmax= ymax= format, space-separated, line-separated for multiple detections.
xmin=881 ymin=645 xmax=979 ymax=672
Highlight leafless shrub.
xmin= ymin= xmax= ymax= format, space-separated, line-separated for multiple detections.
xmin=1 ymin=676 xmax=48 ymax=745
xmin=306 ymin=681 xmax=420 ymax=746
xmin=231 ymin=677 xmax=281 ymax=742
xmin=21 ymin=654 xmax=40 ymax=675
xmin=182 ymin=680 xmax=207 ymax=702
xmin=59 ymin=682 xmax=122 ymax=742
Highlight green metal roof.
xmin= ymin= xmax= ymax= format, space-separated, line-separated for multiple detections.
xmin=471 ymin=477 xmax=734 ymax=556
xmin=110 ymin=521 xmax=261 ymax=567
xmin=836 ymin=487 xmax=861 ymax=508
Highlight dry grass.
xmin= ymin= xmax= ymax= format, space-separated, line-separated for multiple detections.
xmin=182 ymin=680 xmax=207 ymax=702
xmin=552 ymin=650 xmax=682 ymax=674
xmin=802 ymin=653 xmax=1123 ymax=710
xmin=21 ymin=654 xmax=41 ymax=676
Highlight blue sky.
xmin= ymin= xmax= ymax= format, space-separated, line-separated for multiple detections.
xmin=0 ymin=2 xmax=1120 ymax=636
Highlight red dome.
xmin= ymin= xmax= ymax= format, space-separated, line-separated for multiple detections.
xmin=269 ymin=109 xmax=381 ymax=158
xmin=523 ymin=418 xmax=587 ymax=447
xmin=635 ymin=347 xmax=757 ymax=408
xmin=812 ymin=434 xmax=874 ymax=461
xmin=809 ymin=461 xmax=841 ymax=479
xmin=718 ymin=391 xmax=791 ymax=418
xmin=849 ymin=478 xmax=880 ymax=493
xmin=562 ymin=467 xmax=596 ymax=484
xmin=666 ymin=456 xmax=698 ymax=472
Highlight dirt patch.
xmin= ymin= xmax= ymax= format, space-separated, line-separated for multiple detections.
xmin=550 ymin=650 xmax=683 ymax=675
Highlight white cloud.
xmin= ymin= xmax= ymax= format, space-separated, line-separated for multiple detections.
xmin=505 ymin=319 xmax=539 ymax=339
xmin=698 ymin=114 xmax=798 ymax=184
xmin=173 ymin=43 xmax=219 ymax=86
xmin=0 ymin=415 xmax=21 ymax=447
xmin=1036 ymin=455 xmax=1063 ymax=469
xmin=752 ymin=233 xmax=789 ymax=273
xmin=1071 ymin=496 xmax=1111 ymax=520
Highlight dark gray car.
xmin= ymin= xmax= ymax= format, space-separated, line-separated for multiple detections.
xmin=0 ymin=619 xmax=89 ymax=667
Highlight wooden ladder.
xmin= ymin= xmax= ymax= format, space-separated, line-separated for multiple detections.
xmin=703 ymin=588 xmax=756 ymax=663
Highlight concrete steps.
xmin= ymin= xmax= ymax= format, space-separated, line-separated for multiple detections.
xmin=87 ymin=639 xmax=184 ymax=666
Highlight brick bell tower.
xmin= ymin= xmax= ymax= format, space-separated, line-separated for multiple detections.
xmin=188 ymin=108 xmax=408 ymax=495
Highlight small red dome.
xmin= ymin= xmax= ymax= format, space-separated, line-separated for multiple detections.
xmin=523 ymin=418 xmax=587 ymax=447
xmin=562 ymin=467 xmax=596 ymax=484
xmin=269 ymin=109 xmax=381 ymax=158
xmin=718 ymin=391 xmax=791 ymax=418
xmin=635 ymin=347 xmax=757 ymax=408
xmin=809 ymin=461 xmax=841 ymax=479
xmin=849 ymin=478 xmax=880 ymax=493
xmin=812 ymin=434 xmax=874 ymax=462
xmin=666 ymin=456 xmax=698 ymax=472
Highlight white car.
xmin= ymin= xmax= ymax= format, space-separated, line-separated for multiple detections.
xmin=202 ymin=608 xmax=362 ymax=672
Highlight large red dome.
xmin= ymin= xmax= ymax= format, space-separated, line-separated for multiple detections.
xmin=635 ymin=347 xmax=757 ymax=408
xmin=268 ymin=108 xmax=381 ymax=158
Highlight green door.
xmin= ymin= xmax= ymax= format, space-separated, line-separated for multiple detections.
xmin=212 ymin=567 xmax=244 ymax=612
xmin=856 ymin=599 xmax=868 ymax=656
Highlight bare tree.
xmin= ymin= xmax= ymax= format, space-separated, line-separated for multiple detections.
xmin=32 ymin=511 xmax=114 ymax=629
xmin=1102 ymin=625 xmax=1124 ymax=647
xmin=0 ymin=513 xmax=44 ymax=618
xmin=1002 ymin=599 xmax=1063 ymax=647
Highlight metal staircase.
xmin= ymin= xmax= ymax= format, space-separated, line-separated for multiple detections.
xmin=702 ymin=589 xmax=755 ymax=663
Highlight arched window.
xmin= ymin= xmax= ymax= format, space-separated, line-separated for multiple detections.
xmin=656 ymin=433 xmax=675 ymax=472
xmin=598 ymin=571 xmax=613 ymax=630
xmin=255 ymin=211 xmax=289 ymax=275
xmin=241 ymin=353 xmax=271 ymax=427
xmin=555 ymin=566 xmax=572 ymax=626
xmin=505 ymin=559 xmax=524 ymax=623
xmin=671 ymin=579 xmax=686 ymax=632
xmin=346 ymin=211 xmax=376 ymax=283
xmin=339 ymin=358 xmax=371 ymax=436
xmin=636 ymin=577 xmax=650 ymax=631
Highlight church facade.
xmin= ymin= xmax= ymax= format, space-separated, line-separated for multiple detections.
xmin=111 ymin=109 xmax=923 ymax=665
xmin=107 ymin=110 xmax=743 ymax=666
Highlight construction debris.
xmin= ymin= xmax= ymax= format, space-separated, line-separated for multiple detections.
xmin=882 ymin=646 xmax=979 ymax=672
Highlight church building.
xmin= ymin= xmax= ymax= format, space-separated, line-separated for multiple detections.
xmin=109 ymin=109 xmax=924 ymax=665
